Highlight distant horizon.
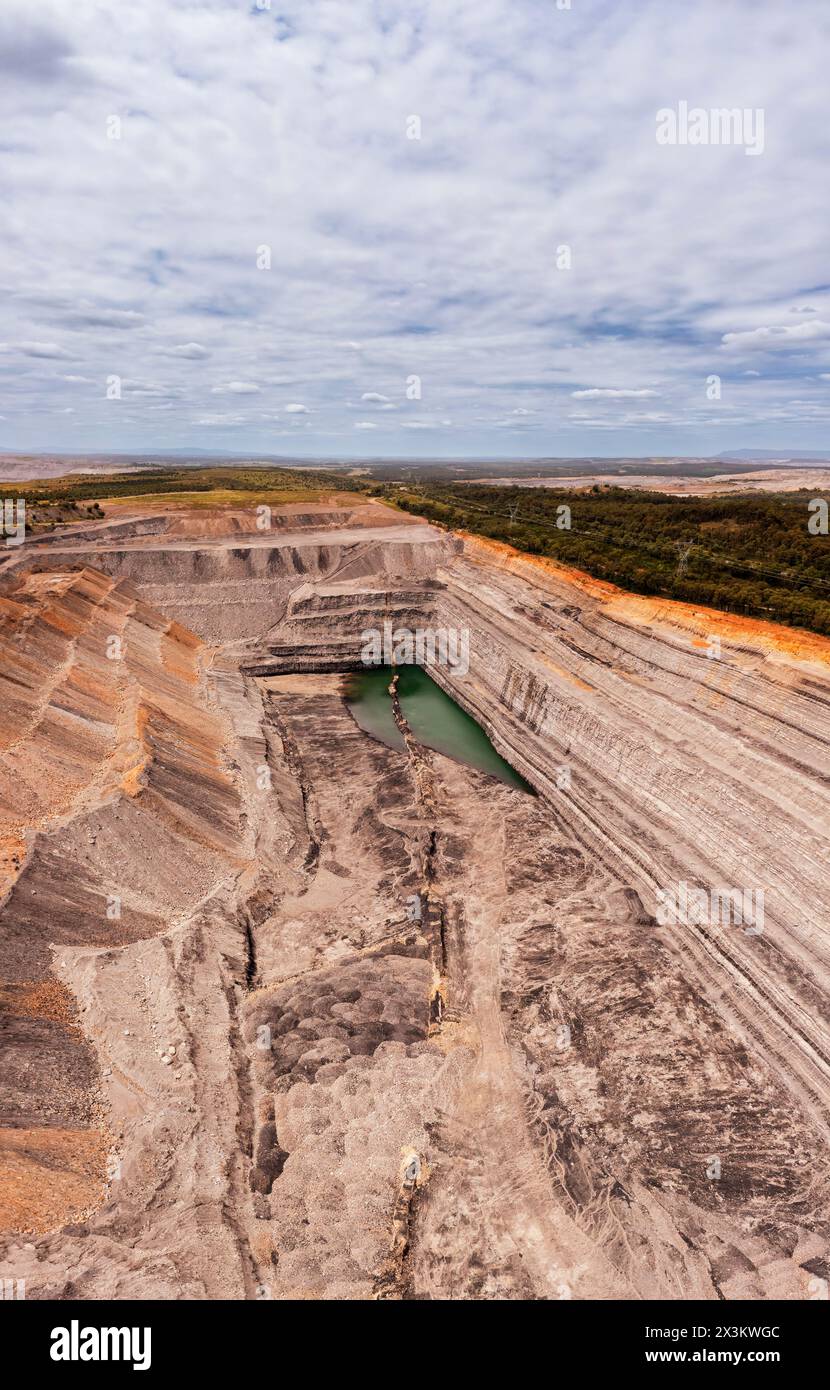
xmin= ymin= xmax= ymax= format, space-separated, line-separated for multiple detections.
xmin=2 ymin=446 xmax=830 ymax=467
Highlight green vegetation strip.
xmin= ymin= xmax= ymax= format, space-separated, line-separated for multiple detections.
xmin=388 ymin=484 xmax=830 ymax=636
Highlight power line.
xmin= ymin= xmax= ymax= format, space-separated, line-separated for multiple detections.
xmin=400 ymin=488 xmax=830 ymax=595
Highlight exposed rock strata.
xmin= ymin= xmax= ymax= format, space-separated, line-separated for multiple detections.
xmin=0 ymin=565 xmax=247 ymax=1247
xmin=1 ymin=501 xmax=829 ymax=1300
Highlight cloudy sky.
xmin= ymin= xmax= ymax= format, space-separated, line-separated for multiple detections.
xmin=1 ymin=0 xmax=829 ymax=459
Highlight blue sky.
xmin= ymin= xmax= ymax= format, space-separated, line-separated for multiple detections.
xmin=0 ymin=0 xmax=829 ymax=459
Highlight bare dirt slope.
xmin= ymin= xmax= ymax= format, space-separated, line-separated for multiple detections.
xmin=1 ymin=499 xmax=829 ymax=1300
xmin=466 ymin=467 xmax=830 ymax=495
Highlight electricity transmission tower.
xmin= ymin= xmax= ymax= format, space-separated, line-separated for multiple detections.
xmin=674 ymin=539 xmax=695 ymax=577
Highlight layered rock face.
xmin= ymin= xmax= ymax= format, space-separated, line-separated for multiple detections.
xmin=1 ymin=501 xmax=829 ymax=1300
xmin=430 ymin=539 xmax=830 ymax=1131
xmin=0 ymin=566 xmax=247 ymax=1252
xmin=3 ymin=501 xmax=456 ymax=644
xmin=245 ymin=579 xmax=449 ymax=673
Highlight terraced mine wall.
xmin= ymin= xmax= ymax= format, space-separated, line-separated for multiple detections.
xmin=435 ymin=543 xmax=830 ymax=1128
xmin=0 ymin=567 xmax=249 ymax=1245
xmin=235 ymin=534 xmax=830 ymax=1150
xmin=8 ymin=523 xmax=458 ymax=644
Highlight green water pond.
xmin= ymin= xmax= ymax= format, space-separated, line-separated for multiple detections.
xmin=343 ymin=664 xmax=532 ymax=792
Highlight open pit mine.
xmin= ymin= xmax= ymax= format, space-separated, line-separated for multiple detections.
xmin=1 ymin=497 xmax=829 ymax=1301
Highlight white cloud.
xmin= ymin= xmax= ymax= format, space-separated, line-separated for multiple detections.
xmin=0 ymin=0 xmax=827 ymax=456
xmin=122 ymin=378 xmax=179 ymax=399
xmin=19 ymin=341 xmax=73 ymax=359
xmin=284 ymin=403 xmax=309 ymax=413
xmin=160 ymin=343 xmax=211 ymax=360
xmin=571 ymin=388 xmax=659 ymax=400
xmin=359 ymin=391 xmax=397 ymax=411
xmin=354 ymin=420 xmax=377 ymax=430
xmin=722 ymin=321 xmax=830 ymax=349
xmin=66 ymin=306 xmax=144 ymax=329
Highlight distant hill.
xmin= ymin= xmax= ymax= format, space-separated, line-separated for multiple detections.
xmin=716 ymin=449 xmax=830 ymax=463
